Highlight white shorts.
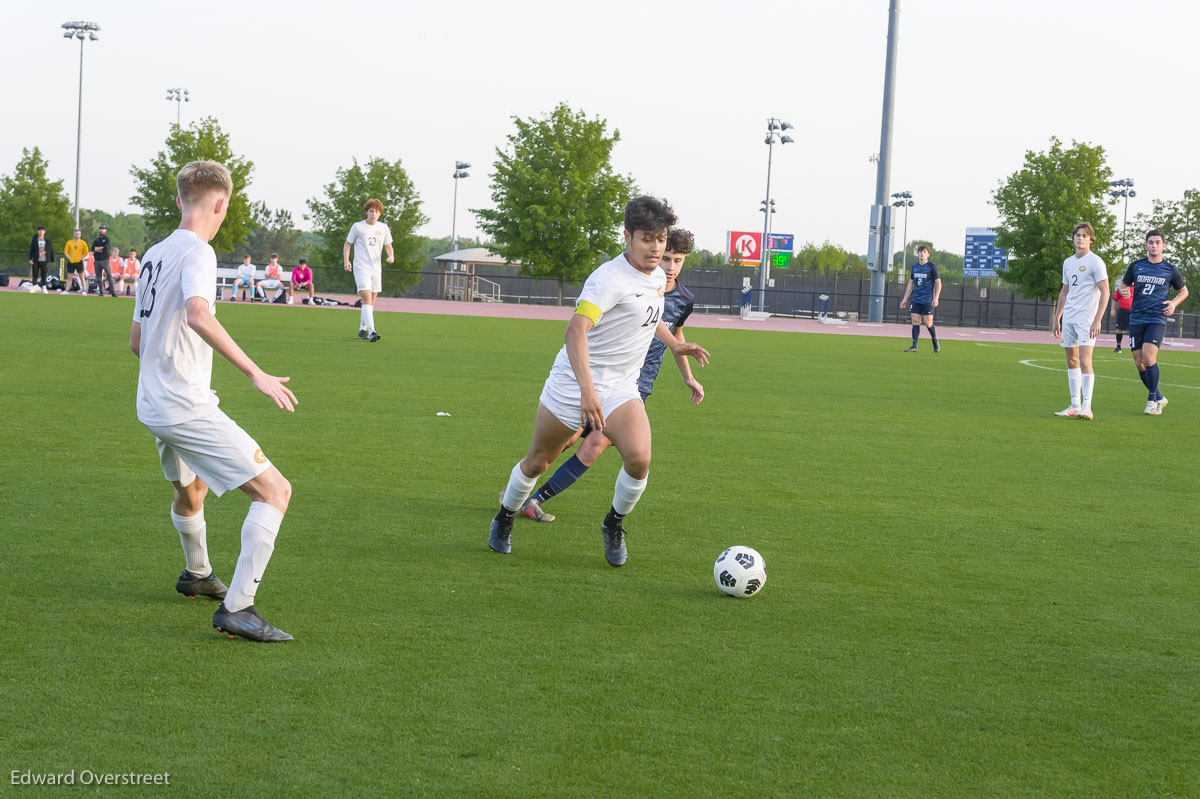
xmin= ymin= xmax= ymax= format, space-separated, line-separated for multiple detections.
xmin=1061 ymin=321 xmax=1095 ymax=348
xmin=260 ymin=279 xmax=283 ymax=290
xmin=143 ymin=410 xmax=271 ymax=496
xmin=353 ymin=266 xmax=381 ymax=293
xmin=539 ymin=368 xmax=643 ymax=431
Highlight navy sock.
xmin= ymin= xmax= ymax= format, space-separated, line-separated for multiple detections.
xmin=1137 ymin=368 xmax=1150 ymax=390
xmin=927 ymin=325 xmax=938 ymax=345
xmin=1146 ymin=364 xmax=1161 ymax=401
xmin=534 ymin=454 xmax=590 ymax=503
xmin=604 ymin=506 xmax=626 ymax=528
xmin=911 ymin=324 xmax=919 ymax=346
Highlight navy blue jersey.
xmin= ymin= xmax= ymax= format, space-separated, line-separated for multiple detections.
xmin=1122 ymin=259 xmax=1185 ymax=325
xmin=637 ymin=282 xmax=695 ymax=398
xmin=909 ymin=262 xmax=940 ymax=304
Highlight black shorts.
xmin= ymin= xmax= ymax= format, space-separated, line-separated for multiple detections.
xmin=67 ymin=262 xmax=84 ymax=274
xmin=1129 ymin=322 xmax=1166 ymax=351
xmin=1116 ymin=308 xmax=1130 ymax=330
xmin=909 ymin=301 xmax=934 ymax=317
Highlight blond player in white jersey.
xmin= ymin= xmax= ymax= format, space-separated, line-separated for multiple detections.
xmin=343 ymin=198 xmax=394 ymax=342
xmin=488 ymin=196 xmax=710 ymax=567
xmin=1052 ymin=221 xmax=1110 ymax=420
xmin=129 ymin=160 xmax=298 ymax=643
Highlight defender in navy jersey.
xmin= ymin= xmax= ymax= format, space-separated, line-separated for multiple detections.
xmin=1119 ymin=229 xmax=1188 ymax=415
xmin=513 ymin=228 xmax=705 ymax=526
xmin=898 ymin=245 xmax=942 ymax=352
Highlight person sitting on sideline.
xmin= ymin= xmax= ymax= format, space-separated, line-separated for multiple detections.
xmin=289 ymin=259 xmax=315 ymax=305
xmin=255 ymin=254 xmax=286 ymax=302
xmin=232 ymin=255 xmax=255 ymax=301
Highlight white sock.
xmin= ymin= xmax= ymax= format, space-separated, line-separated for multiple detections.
xmin=612 ymin=466 xmax=648 ymax=515
xmin=224 ymin=502 xmax=284 ymax=612
xmin=1067 ymin=368 xmax=1082 ymax=406
xmin=171 ymin=509 xmax=211 ymax=577
xmin=363 ymin=304 xmax=375 ymax=332
xmin=359 ymin=306 xmax=368 ymax=330
xmin=1081 ymin=372 xmax=1095 ymax=407
xmin=501 ymin=461 xmax=538 ymax=512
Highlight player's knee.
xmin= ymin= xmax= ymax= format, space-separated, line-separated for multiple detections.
xmin=623 ymin=450 xmax=651 ymax=478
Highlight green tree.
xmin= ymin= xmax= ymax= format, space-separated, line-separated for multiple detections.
xmin=894 ymin=239 xmax=965 ymax=277
xmin=0 ymin=147 xmax=73 ymax=253
xmin=475 ymin=103 xmax=636 ymax=303
xmin=684 ymin=248 xmax=731 ymax=269
xmin=794 ymin=241 xmax=867 ymax=274
xmin=246 ymin=202 xmax=302 ymax=264
xmin=306 ymin=157 xmax=428 ymax=294
xmin=129 ymin=117 xmax=254 ymax=253
xmin=992 ymin=137 xmax=1119 ymax=300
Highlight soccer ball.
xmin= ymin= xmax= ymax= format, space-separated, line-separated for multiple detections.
xmin=714 ymin=546 xmax=767 ymax=598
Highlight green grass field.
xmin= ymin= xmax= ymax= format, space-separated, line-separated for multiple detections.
xmin=2 ymin=292 xmax=1198 ymax=798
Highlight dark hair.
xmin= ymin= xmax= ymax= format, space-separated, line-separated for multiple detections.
xmin=666 ymin=228 xmax=694 ymax=255
xmin=298 ymin=258 xmax=307 ymax=265
xmin=916 ymin=244 xmax=930 ymax=254
xmin=243 ymin=254 xmax=251 ymax=259
xmin=624 ymin=196 xmax=676 ymax=233
xmin=36 ymin=225 xmax=45 ymax=231
xmin=270 ymin=252 xmax=279 ymax=259
xmin=1146 ymin=229 xmax=1165 ymax=242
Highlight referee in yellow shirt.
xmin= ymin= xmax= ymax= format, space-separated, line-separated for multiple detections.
xmin=63 ymin=229 xmax=89 ymax=293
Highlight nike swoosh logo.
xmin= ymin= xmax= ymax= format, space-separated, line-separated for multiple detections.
xmin=253 ymin=578 xmax=261 ymax=583
xmin=635 ymin=293 xmax=644 ymax=297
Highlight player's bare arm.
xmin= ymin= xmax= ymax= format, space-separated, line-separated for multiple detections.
xmin=670 ymin=327 xmax=705 ymax=405
xmin=564 ymin=314 xmax=603 ymax=431
xmin=932 ymin=278 xmax=942 ymax=308
xmin=343 ymin=241 xmax=353 ymax=271
xmin=1164 ymin=284 xmax=1189 ymax=315
xmin=1090 ymin=280 xmax=1111 ymax=338
xmin=184 ymin=297 xmax=298 ymax=412
xmin=654 ymin=320 xmax=709 ymax=367
xmin=129 ymin=321 xmax=142 ymax=357
xmin=1052 ymin=284 xmax=1070 ymax=338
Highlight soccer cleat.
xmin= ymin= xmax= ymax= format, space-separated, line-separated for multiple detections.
xmin=1144 ymin=400 xmax=1161 ymax=415
xmin=212 ymin=603 xmax=293 ymax=642
xmin=1077 ymin=407 xmax=1093 ymax=420
xmin=488 ymin=513 xmax=514 ymax=554
xmin=1054 ymin=405 xmax=1081 ymax=417
xmin=1157 ymin=396 xmax=1168 ymax=413
xmin=520 ymin=497 xmax=556 ymax=523
xmin=369 ymin=331 xmax=382 ymax=342
xmin=600 ymin=519 xmax=628 ymax=567
xmin=358 ymin=329 xmax=369 ymax=340
xmin=175 ymin=569 xmax=228 ymax=601
xmin=903 ymin=345 xmax=918 ymax=352
xmin=933 ymin=343 xmax=941 ymax=353
xmin=1113 ymin=345 xmax=1122 ymax=353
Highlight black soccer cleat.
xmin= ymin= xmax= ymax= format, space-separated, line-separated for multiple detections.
xmin=175 ymin=569 xmax=228 ymax=601
xmin=212 ymin=603 xmax=293 ymax=642
xmin=903 ymin=345 xmax=918 ymax=352
xmin=489 ymin=512 xmax=514 ymax=554
xmin=369 ymin=331 xmax=382 ymax=343
xmin=933 ymin=343 xmax=941 ymax=353
xmin=600 ymin=519 xmax=628 ymax=567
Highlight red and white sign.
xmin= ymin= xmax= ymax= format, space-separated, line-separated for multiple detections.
xmin=727 ymin=230 xmax=762 ymax=265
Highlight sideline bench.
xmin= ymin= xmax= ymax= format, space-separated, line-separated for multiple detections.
xmin=216 ymin=267 xmax=292 ymax=300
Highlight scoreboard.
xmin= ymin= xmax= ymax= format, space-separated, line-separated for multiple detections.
xmin=963 ymin=228 xmax=1009 ymax=278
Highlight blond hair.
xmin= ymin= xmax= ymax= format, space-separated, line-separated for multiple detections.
xmin=177 ymin=160 xmax=233 ymax=206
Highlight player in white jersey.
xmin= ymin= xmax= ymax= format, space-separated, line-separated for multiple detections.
xmin=1052 ymin=221 xmax=1110 ymax=420
xmin=129 ymin=160 xmax=298 ymax=643
xmin=343 ymin=198 xmax=394 ymax=342
xmin=488 ymin=196 xmax=710 ymax=566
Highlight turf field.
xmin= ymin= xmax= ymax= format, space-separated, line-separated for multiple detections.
xmin=2 ymin=292 xmax=1198 ymax=798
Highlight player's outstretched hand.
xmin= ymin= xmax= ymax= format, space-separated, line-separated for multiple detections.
xmin=673 ymin=341 xmax=709 ymax=367
xmin=252 ymin=372 xmax=298 ymax=412
xmin=581 ymin=390 xmax=605 ymax=432
xmin=1163 ymin=300 xmax=1176 ymax=316
xmin=685 ymin=378 xmax=705 ymax=405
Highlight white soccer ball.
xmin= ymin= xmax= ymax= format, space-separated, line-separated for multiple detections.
xmin=714 ymin=546 xmax=767 ymax=598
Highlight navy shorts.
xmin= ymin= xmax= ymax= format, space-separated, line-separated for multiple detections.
xmin=909 ymin=301 xmax=934 ymax=317
xmin=1115 ymin=308 xmax=1130 ymax=330
xmin=1128 ymin=322 xmax=1166 ymax=351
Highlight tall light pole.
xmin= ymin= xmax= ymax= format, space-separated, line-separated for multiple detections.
xmin=1185 ymin=189 xmax=1197 ymax=276
xmin=62 ymin=20 xmax=100 ymax=230
xmin=891 ymin=190 xmax=914 ymax=279
xmin=1110 ymin=178 xmax=1136 ymax=263
xmin=758 ymin=118 xmax=793 ymax=312
xmin=451 ymin=162 xmax=470 ymax=252
xmin=865 ymin=0 xmax=901 ymax=323
xmin=165 ymin=88 xmax=190 ymax=126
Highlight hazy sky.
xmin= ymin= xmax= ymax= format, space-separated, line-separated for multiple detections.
xmin=5 ymin=0 xmax=1198 ymax=260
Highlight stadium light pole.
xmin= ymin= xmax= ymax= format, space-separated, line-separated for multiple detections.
xmin=865 ymin=0 xmax=901 ymax=323
xmin=62 ymin=20 xmax=100 ymax=230
xmin=165 ymin=88 xmax=190 ymax=126
xmin=758 ymin=118 xmax=793 ymax=312
xmin=1109 ymin=178 xmax=1136 ymax=262
xmin=451 ymin=162 xmax=470 ymax=252
xmin=891 ymin=190 xmax=914 ymax=279
xmin=1185 ymin=189 xmax=1197 ymax=275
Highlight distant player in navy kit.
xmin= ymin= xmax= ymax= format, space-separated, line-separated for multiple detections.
xmin=899 ymin=245 xmax=941 ymax=352
xmin=513 ymin=228 xmax=705 ymax=524
xmin=1052 ymin=222 xmax=1110 ymax=420
xmin=1119 ymin=229 xmax=1188 ymax=415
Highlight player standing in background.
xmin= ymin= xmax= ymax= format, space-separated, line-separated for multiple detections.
xmin=1120 ymin=229 xmax=1188 ymax=415
xmin=899 ymin=245 xmax=941 ymax=353
xmin=488 ymin=197 xmax=709 ymax=566
xmin=515 ymin=228 xmax=705 ymax=524
xmin=1052 ymin=222 xmax=1110 ymax=420
xmin=63 ymin=229 xmax=89 ymax=293
xmin=1110 ymin=270 xmax=1133 ymax=353
xmin=343 ymin=199 xmax=394 ymax=342
xmin=129 ymin=160 xmax=297 ymax=642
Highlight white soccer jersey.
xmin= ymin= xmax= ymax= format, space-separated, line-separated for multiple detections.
xmin=1061 ymin=251 xmax=1108 ymax=325
xmin=346 ymin=220 xmax=392 ymax=271
xmin=548 ymin=253 xmax=666 ymax=392
xmin=237 ymin=262 xmax=256 ymax=280
xmin=133 ymin=228 xmax=220 ymax=426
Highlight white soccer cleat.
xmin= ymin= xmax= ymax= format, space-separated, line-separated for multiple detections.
xmin=1077 ymin=407 xmax=1093 ymax=420
xmin=1054 ymin=405 xmax=1081 ymax=417
xmin=1144 ymin=400 xmax=1161 ymax=415
xmin=1157 ymin=396 xmax=1168 ymax=413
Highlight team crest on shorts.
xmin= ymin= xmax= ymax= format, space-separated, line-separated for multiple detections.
xmin=254 ymin=449 xmax=267 ymax=464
